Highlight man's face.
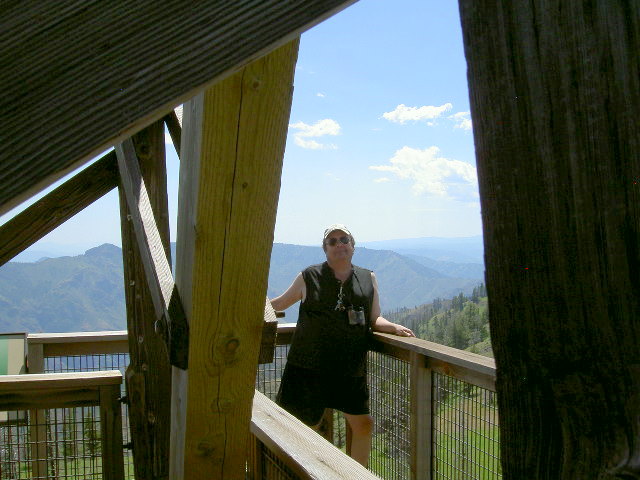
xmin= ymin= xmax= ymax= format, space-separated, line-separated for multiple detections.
xmin=324 ymin=230 xmax=354 ymax=263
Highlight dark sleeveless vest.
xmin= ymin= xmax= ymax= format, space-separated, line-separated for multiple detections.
xmin=286 ymin=262 xmax=374 ymax=377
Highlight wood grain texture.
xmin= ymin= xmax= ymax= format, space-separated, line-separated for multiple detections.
xmin=0 ymin=151 xmax=118 ymax=266
xmin=372 ymin=332 xmax=496 ymax=379
xmin=0 ymin=370 xmax=122 ymax=391
xmin=409 ymin=351 xmax=432 ymax=480
xmin=251 ymin=391 xmax=379 ymax=479
xmin=164 ymin=112 xmax=182 ymax=159
xmin=100 ymin=384 xmax=126 ymax=480
xmin=259 ymin=298 xmax=278 ymax=364
xmin=116 ymin=139 xmax=174 ymax=320
xmin=28 ymin=331 xmax=128 ymax=343
xmin=25 ymin=340 xmax=46 ymax=476
xmin=119 ymin=121 xmax=172 ymax=480
xmin=116 ymin=137 xmax=189 ymax=369
xmin=28 ymin=331 xmax=129 ymax=359
xmin=172 ymin=39 xmax=299 ymax=479
xmin=458 ymin=1 xmax=640 ymax=477
xmin=0 ymin=0 xmax=357 ymax=216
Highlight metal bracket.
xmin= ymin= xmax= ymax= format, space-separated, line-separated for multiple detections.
xmin=155 ymin=287 xmax=189 ymax=370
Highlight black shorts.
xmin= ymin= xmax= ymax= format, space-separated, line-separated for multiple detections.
xmin=275 ymin=363 xmax=370 ymax=426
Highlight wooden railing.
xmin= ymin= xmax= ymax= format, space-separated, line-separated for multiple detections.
xmin=8 ymin=327 xmax=499 ymax=479
xmin=0 ymin=370 xmax=124 ymax=480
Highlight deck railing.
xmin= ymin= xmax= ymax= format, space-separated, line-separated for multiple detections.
xmin=0 ymin=370 xmax=124 ymax=480
xmin=0 ymin=327 xmax=500 ymax=479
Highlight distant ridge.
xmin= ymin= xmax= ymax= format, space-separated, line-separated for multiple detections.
xmin=360 ymin=235 xmax=484 ymax=264
xmin=268 ymin=243 xmax=482 ymax=322
xmin=0 ymin=242 xmax=483 ymax=332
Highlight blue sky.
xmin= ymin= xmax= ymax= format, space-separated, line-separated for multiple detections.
xmin=2 ymin=0 xmax=481 ymax=255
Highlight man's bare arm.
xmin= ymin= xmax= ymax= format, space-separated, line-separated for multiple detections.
xmin=370 ymin=272 xmax=415 ymax=337
xmin=270 ymin=273 xmax=305 ymax=311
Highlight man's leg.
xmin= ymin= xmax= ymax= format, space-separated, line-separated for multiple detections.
xmin=343 ymin=413 xmax=373 ymax=467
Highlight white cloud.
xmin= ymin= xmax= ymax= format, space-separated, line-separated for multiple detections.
xmin=317 ymin=92 xmax=325 ymax=98
xmin=374 ymin=177 xmax=390 ymax=183
xmin=382 ymin=103 xmax=452 ymax=124
xmin=289 ymin=118 xmax=340 ymax=150
xmin=450 ymin=111 xmax=472 ymax=130
xmin=369 ymin=146 xmax=478 ymax=200
xmin=294 ymin=137 xmax=337 ymax=150
xmin=290 ymin=119 xmax=340 ymax=137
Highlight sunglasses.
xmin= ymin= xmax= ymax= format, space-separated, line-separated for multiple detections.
xmin=325 ymin=235 xmax=351 ymax=247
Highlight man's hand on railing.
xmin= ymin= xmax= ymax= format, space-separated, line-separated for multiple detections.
xmin=372 ymin=316 xmax=415 ymax=337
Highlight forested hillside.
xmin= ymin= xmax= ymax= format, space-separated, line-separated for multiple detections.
xmin=0 ymin=244 xmax=125 ymax=333
xmin=385 ymin=284 xmax=492 ymax=357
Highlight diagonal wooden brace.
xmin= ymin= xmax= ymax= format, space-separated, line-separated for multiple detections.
xmin=116 ymin=138 xmax=189 ymax=369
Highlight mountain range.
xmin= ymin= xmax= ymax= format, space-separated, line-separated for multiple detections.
xmin=0 ymin=239 xmax=484 ymax=333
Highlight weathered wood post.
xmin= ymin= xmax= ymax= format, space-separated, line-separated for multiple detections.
xmin=100 ymin=383 xmax=126 ymax=480
xmin=459 ymin=1 xmax=640 ymax=477
xmin=410 ymin=351 xmax=432 ymax=480
xmin=26 ymin=342 xmax=48 ymax=479
xmin=118 ymin=120 xmax=173 ymax=479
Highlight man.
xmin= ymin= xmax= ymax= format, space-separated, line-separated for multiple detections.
xmin=270 ymin=224 xmax=415 ymax=466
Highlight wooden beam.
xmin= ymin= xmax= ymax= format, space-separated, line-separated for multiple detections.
xmin=459 ymin=1 xmax=640 ymax=477
xmin=170 ymin=39 xmax=299 ymax=479
xmin=164 ymin=112 xmax=182 ymax=159
xmin=0 ymin=0 xmax=357 ymax=216
xmin=258 ymin=297 xmax=278 ymax=364
xmin=0 ymin=152 xmax=118 ymax=266
xmin=99 ymin=383 xmax=126 ymax=480
xmin=251 ymin=391 xmax=380 ymax=479
xmin=409 ymin=351 xmax=432 ymax=480
xmin=115 ymin=138 xmax=188 ymax=369
xmin=28 ymin=331 xmax=129 ymax=357
xmin=118 ymin=121 xmax=172 ymax=480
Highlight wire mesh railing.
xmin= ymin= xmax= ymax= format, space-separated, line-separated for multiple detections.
xmin=1 ymin=414 xmax=31 ymax=480
xmin=42 ymin=353 xmax=133 ymax=479
xmin=253 ymin=333 xmax=501 ymax=480
xmin=433 ymin=374 xmax=500 ymax=480
xmin=0 ymin=408 xmax=105 ymax=480
xmin=368 ymin=351 xmax=411 ymax=479
xmin=0 ymin=370 xmax=124 ymax=480
xmin=3 ymin=329 xmax=500 ymax=480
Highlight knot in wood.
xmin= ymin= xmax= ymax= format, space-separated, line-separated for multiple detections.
xmin=220 ymin=338 xmax=240 ymax=365
xmin=138 ymin=144 xmax=150 ymax=157
xmin=250 ymin=77 xmax=261 ymax=90
xmin=196 ymin=441 xmax=214 ymax=457
xmin=225 ymin=338 xmax=239 ymax=354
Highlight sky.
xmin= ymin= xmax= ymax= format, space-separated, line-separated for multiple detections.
xmin=2 ymin=0 xmax=482 ymax=255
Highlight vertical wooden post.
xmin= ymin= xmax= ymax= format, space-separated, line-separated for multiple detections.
xmin=26 ymin=341 xmax=48 ymax=478
xmin=316 ymin=409 xmax=335 ymax=445
xmin=170 ymin=39 xmax=300 ymax=479
xmin=410 ymin=351 xmax=432 ymax=480
xmin=100 ymin=384 xmax=125 ymax=480
xmin=246 ymin=436 xmax=264 ymax=480
xmin=119 ymin=120 xmax=172 ymax=480
xmin=459 ymin=1 xmax=640 ymax=477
